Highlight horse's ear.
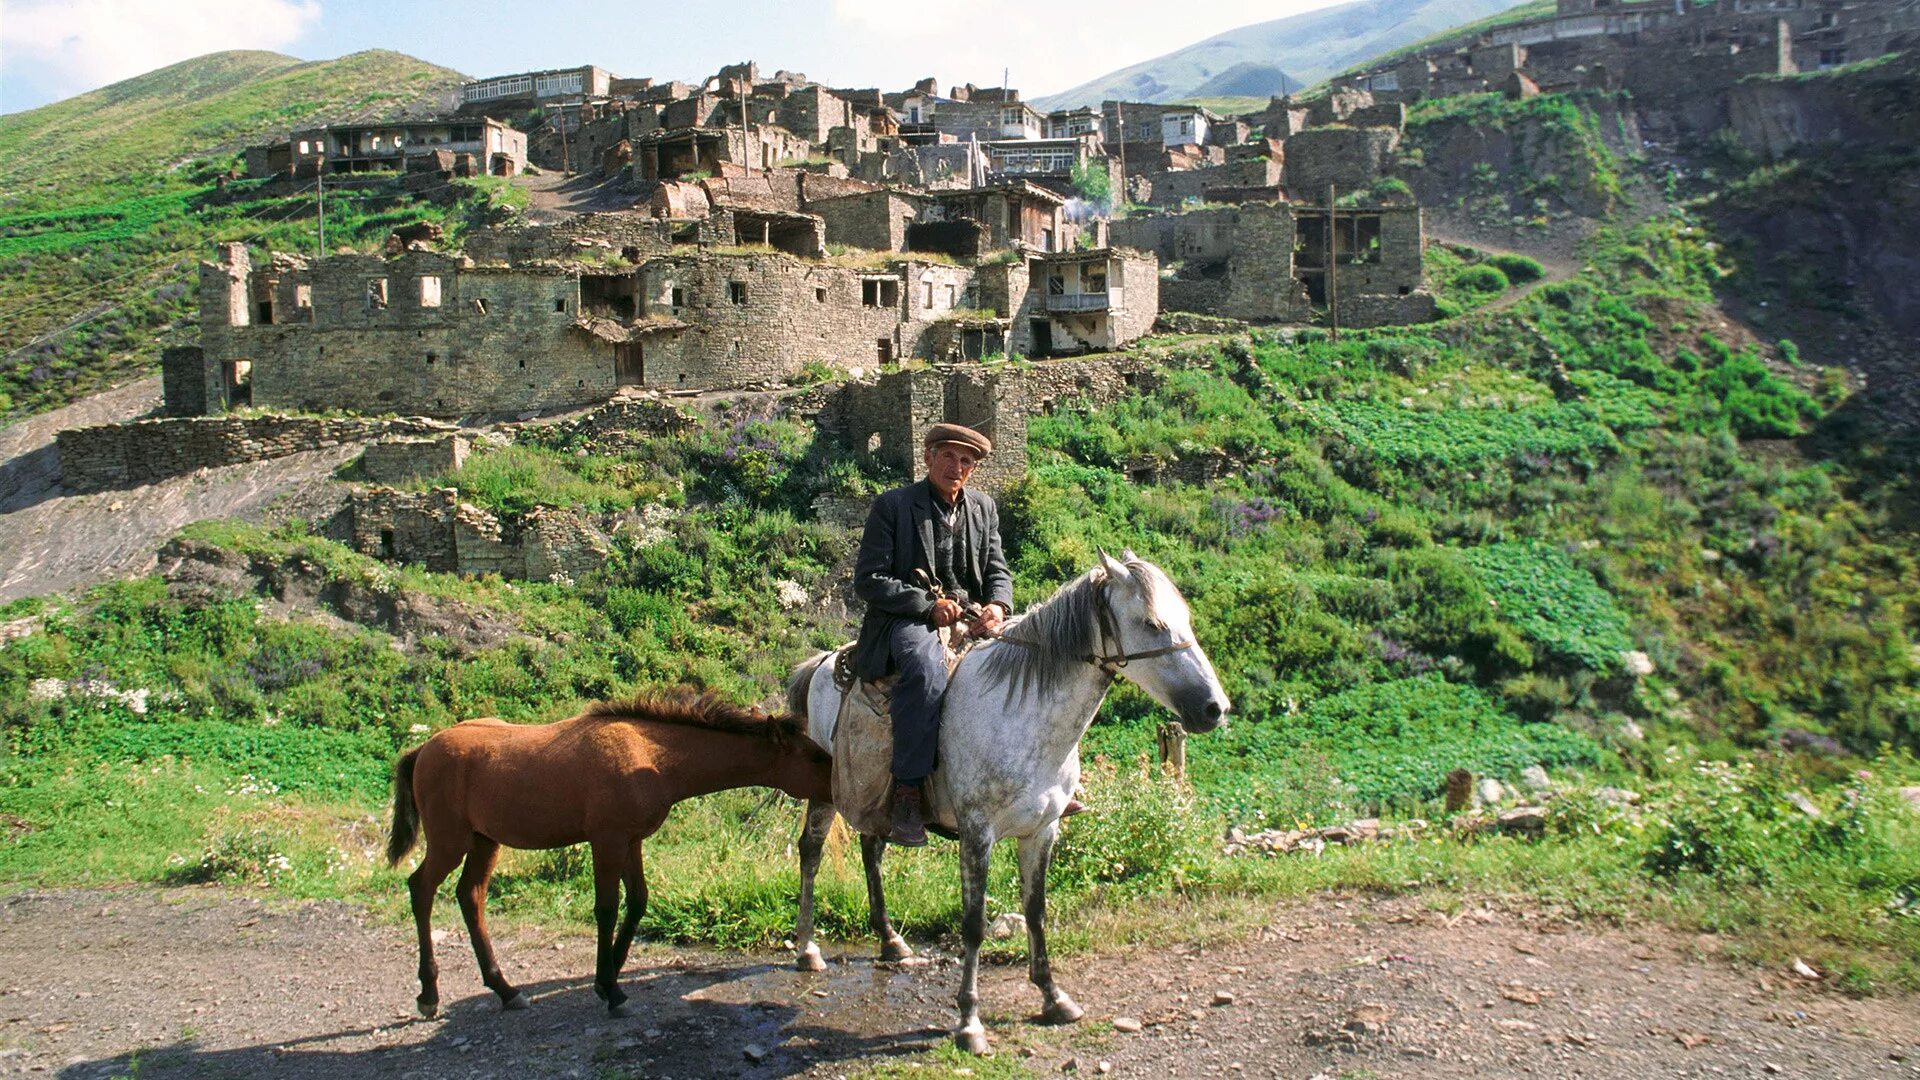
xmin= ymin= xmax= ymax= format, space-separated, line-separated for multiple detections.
xmin=1120 ymin=547 xmax=1139 ymax=563
xmin=1097 ymin=549 xmax=1129 ymax=583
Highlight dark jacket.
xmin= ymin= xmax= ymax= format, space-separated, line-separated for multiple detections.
xmin=851 ymin=479 xmax=1013 ymax=680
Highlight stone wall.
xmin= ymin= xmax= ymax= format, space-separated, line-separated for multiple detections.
xmin=1340 ymin=291 xmax=1439 ymax=328
xmin=159 ymin=346 xmax=218 ymax=417
xmin=463 ymin=215 xmax=676 ymax=265
xmin=1113 ymin=203 xmax=1424 ymax=325
xmin=1113 ymin=204 xmax=1309 ymax=322
xmin=197 ymin=246 xmax=622 ymax=417
xmin=813 ymin=366 xmax=1029 ymax=493
xmin=346 ymin=487 xmax=611 ymax=583
xmin=630 ymin=252 xmax=977 ymax=386
xmin=361 ymin=434 xmax=469 ymax=484
xmin=809 ymin=190 xmax=920 ymax=252
xmin=1284 ymin=126 xmax=1402 ymax=197
xmin=58 ymin=414 xmax=453 ymax=492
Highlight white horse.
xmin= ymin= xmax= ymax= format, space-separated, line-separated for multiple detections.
xmin=785 ymin=551 xmax=1231 ymax=1055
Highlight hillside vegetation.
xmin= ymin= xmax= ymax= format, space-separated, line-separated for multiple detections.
xmin=0 ymin=50 xmax=484 ymax=423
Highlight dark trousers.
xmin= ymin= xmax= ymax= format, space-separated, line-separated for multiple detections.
xmin=888 ymin=621 xmax=948 ymax=783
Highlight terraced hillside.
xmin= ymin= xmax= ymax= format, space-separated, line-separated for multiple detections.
xmin=0 ymin=50 xmax=494 ymax=423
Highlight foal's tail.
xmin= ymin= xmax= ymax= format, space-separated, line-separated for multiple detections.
xmin=787 ymin=650 xmax=831 ymax=721
xmin=386 ymin=746 xmax=423 ymax=868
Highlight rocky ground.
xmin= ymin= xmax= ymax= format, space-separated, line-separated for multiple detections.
xmin=1 ymin=887 xmax=1915 ymax=1080
xmin=0 ymin=378 xmax=359 ymax=605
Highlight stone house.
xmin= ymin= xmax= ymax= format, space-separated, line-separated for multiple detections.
xmin=1112 ymin=201 xmax=1432 ymax=327
xmin=172 ymin=228 xmax=1164 ymax=418
xmin=459 ymin=65 xmax=614 ymax=114
xmin=288 ymin=118 xmax=527 ymax=178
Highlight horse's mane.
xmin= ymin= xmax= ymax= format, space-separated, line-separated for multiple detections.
xmin=582 ymin=691 xmax=822 ymax=757
xmin=976 ymin=558 xmax=1168 ymax=699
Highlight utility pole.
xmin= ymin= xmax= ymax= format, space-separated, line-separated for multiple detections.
xmin=1326 ymin=183 xmax=1340 ymax=343
xmin=316 ymin=156 xmax=325 ymax=257
xmin=558 ymin=108 xmax=571 ymax=176
xmin=1115 ymin=107 xmax=1126 ymax=213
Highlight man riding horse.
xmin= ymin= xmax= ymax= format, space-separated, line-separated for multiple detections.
xmin=851 ymin=422 xmax=1088 ymax=845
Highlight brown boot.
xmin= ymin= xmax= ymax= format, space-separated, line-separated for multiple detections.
xmin=890 ymin=782 xmax=929 ymax=847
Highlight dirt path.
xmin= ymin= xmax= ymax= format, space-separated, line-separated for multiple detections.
xmin=518 ymin=172 xmax=643 ymax=223
xmin=2 ymin=888 xmax=1915 ymax=1080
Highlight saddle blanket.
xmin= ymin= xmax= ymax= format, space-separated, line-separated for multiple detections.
xmin=827 ymin=635 xmax=970 ymax=838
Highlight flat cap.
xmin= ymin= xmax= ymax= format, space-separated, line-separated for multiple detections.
xmin=923 ymin=421 xmax=991 ymax=458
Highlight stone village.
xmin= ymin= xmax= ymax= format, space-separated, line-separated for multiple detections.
xmin=55 ymin=0 xmax=1916 ymax=580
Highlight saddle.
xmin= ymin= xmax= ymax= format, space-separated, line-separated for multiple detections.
xmin=826 ymin=627 xmax=979 ymax=839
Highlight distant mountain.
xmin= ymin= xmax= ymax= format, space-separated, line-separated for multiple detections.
xmin=1033 ymin=0 xmax=1536 ymax=110
xmin=0 ymin=49 xmax=466 ymax=202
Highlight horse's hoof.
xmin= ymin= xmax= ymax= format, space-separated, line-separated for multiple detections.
xmin=607 ymin=1002 xmax=632 ymax=1019
xmin=1041 ymin=994 xmax=1085 ymax=1025
xmin=592 ymin=984 xmax=608 ymax=1002
xmin=796 ymin=944 xmax=827 ymax=972
xmin=880 ymin=936 xmax=914 ymax=962
xmin=501 ymin=991 xmax=530 ymax=1011
xmin=416 ymin=995 xmax=439 ymax=1019
xmin=954 ymin=1024 xmax=990 ymax=1056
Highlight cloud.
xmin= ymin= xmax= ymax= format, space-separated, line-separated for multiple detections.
xmin=1 ymin=0 xmax=323 ymax=108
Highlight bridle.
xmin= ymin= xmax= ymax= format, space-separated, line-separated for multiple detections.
xmin=998 ymin=574 xmax=1194 ymax=674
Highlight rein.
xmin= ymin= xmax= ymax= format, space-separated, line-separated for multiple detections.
xmin=995 ymin=577 xmax=1193 ymax=672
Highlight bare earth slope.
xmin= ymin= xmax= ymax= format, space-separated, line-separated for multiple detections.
xmin=0 ymin=378 xmax=356 ymax=604
xmin=2 ymin=888 xmax=1915 ymax=1079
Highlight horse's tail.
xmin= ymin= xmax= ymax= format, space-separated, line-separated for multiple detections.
xmin=386 ymin=746 xmax=423 ymax=868
xmin=787 ymin=650 xmax=832 ymax=721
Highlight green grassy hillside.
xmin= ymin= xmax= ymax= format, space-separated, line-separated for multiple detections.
xmin=0 ymin=50 xmax=483 ymax=422
xmin=0 ymin=49 xmax=466 ymax=206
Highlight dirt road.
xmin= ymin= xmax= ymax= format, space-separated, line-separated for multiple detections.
xmin=2 ymin=887 xmax=1915 ymax=1079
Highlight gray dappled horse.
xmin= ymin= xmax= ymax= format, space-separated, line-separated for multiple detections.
xmin=786 ymin=551 xmax=1231 ymax=1055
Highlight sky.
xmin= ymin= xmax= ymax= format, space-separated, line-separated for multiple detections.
xmin=0 ymin=0 xmax=1352 ymax=114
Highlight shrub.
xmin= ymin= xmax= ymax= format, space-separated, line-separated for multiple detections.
xmin=1461 ymin=540 xmax=1633 ymax=672
xmin=1050 ymin=755 xmax=1217 ymax=891
xmin=1487 ymin=253 xmax=1545 ymax=284
xmin=1451 ymin=263 xmax=1511 ymax=295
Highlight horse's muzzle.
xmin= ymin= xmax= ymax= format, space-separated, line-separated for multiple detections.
xmin=1178 ymin=694 xmax=1229 ymax=734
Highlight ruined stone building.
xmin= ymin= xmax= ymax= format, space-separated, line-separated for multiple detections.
xmin=245 ymin=117 xmax=529 ymax=181
xmin=168 ymin=207 xmax=1162 ymax=419
xmin=1113 ymin=201 xmax=1432 ymax=328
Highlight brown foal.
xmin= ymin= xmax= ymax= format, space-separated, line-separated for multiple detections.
xmin=386 ymin=694 xmax=831 ymax=1018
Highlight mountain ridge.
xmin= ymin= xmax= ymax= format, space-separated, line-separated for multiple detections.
xmin=1033 ymin=0 xmax=1536 ymax=110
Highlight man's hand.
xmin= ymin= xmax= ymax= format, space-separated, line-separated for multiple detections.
xmin=931 ymin=598 xmax=964 ymax=628
xmin=968 ymin=603 xmax=1006 ymax=638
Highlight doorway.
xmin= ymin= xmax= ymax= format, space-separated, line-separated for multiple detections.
xmin=614 ymin=343 xmax=644 ymax=386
